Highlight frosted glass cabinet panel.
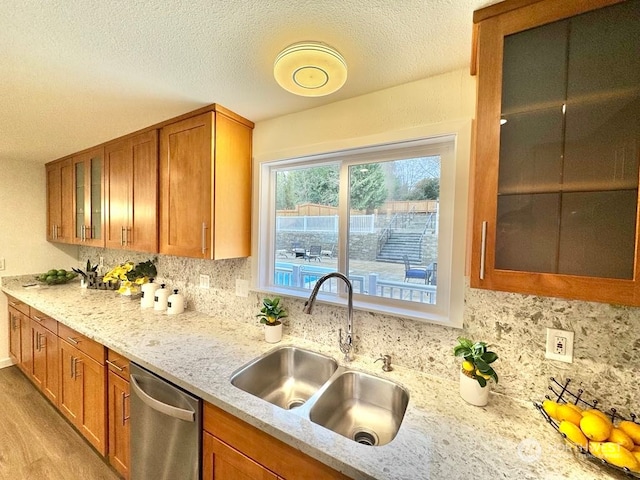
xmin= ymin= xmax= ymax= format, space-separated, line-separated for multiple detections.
xmin=471 ymin=0 xmax=640 ymax=306
xmin=495 ymin=0 xmax=640 ymax=280
xmin=72 ymin=148 xmax=104 ymax=247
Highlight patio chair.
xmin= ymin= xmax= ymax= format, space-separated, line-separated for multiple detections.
xmin=291 ymin=241 xmax=306 ymax=258
xmin=305 ymin=245 xmax=322 ymax=262
xmin=321 ymin=244 xmax=335 ymax=258
xmin=403 ymin=255 xmax=428 ymax=283
xmin=426 ymin=262 xmax=438 ymax=285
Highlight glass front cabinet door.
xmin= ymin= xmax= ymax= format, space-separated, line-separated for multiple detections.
xmin=471 ymin=0 xmax=640 ymax=305
xmin=72 ymin=148 xmax=104 ymax=247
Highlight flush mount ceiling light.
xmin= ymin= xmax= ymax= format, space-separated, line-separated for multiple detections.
xmin=274 ymin=41 xmax=347 ymax=97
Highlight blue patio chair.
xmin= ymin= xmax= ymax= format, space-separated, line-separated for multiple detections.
xmin=403 ymin=255 xmax=428 ymax=283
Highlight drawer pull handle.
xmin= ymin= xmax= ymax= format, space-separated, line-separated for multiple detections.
xmin=66 ymin=337 xmax=80 ymax=345
xmin=33 ymin=315 xmax=43 ymax=323
xmin=106 ymin=359 xmax=125 ymax=372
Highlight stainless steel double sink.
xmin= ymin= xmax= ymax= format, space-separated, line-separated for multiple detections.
xmin=230 ymin=346 xmax=409 ymax=446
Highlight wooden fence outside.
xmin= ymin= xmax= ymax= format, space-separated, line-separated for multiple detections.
xmin=277 ymin=200 xmax=438 ymax=216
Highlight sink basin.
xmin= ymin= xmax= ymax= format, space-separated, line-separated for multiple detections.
xmin=231 ymin=346 xmax=338 ymax=410
xmin=309 ymin=371 xmax=409 ymax=446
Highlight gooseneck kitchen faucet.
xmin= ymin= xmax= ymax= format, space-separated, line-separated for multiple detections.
xmin=303 ymin=272 xmax=354 ymax=362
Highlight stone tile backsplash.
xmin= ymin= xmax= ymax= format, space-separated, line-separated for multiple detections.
xmin=80 ymin=246 xmax=640 ymax=410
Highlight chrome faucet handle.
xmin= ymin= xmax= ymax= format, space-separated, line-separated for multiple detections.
xmin=338 ymin=328 xmax=353 ymax=362
xmin=375 ymin=354 xmax=393 ymax=372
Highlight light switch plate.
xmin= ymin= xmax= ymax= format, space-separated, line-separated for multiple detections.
xmin=199 ymin=274 xmax=210 ymax=289
xmin=545 ymin=328 xmax=574 ymax=363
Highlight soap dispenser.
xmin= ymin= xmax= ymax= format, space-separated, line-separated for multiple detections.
xmin=141 ymin=281 xmax=160 ymax=309
xmin=153 ymin=284 xmax=170 ymax=311
xmin=167 ymin=289 xmax=185 ymax=315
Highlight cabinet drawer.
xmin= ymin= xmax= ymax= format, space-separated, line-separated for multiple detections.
xmin=106 ymin=349 xmax=130 ymax=381
xmin=6 ymin=295 xmax=30 ymax=316
xmin=30 ymin=307 xmax=58 ymax=335
xmin=58 ymin=323 xmax=105 ymax=364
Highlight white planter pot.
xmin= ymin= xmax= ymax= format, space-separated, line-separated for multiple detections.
xmin=264 ymin=323 xmax=283 ymax=343
xmin=459 ymin=370 xmax=490 ymax=406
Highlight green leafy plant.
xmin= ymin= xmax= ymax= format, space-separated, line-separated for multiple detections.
xmin=256 ymin=297 xmax=288 ymax=326
xmin=453 ymin=337 xmax=498 ymax=387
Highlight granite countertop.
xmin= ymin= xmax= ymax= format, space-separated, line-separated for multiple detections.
xmin=1 ymin=276 xmax=626 ymax=480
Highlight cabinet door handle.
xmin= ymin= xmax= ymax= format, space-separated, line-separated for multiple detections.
xmin=55 ymin=225 xmax=60 ymax=239
xmin=8 ymin=301 xmax=18 ymax=307
xmin=66 ymin=336 xmax=79 ymax=345
xmin=480 ymin=221 xmax=487 ymax=280
xmin=201 ymin=222 xmax=207 ymax=255
xmin=72 ymin=357 xmax=82 ymax=379
xmin=121 ymin=226 xmax=125 ymax=246
xmin=126 ymin=227 xmax=131 ymax=246
xmin=81 ymin=225 xmax=85 ymax=242
xmin=106 ymin=359 xmax=125 ymax=372
xmin=122 ymin=392 xmax=130 ymax=426
xmin=37 ymin=333 xmax=46 ymax=351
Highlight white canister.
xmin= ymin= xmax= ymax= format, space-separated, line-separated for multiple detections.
xmin=167 ymin=289 xmax=185 ymax=315
xmin=141 ymin=282 xmax=160 ymax=309
xmin=153 ymin=284 xmax=170 ymax=311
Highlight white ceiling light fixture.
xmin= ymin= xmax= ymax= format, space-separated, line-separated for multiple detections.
xmin=274 ymin=41 xmax=347 ymax=97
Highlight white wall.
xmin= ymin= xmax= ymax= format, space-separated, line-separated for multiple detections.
xmin=254 ymin=68 xmax=475 ymax=160
xmin=0 ymin=159 xmax=78 ymax=366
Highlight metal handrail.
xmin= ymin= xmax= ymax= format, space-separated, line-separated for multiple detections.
xmin=377 ymin=212 xmax=401 ymax=255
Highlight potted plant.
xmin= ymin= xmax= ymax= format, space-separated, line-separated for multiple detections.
xmin=453 ymin=337 xmax=499 ymax=406
xmin=257 ymin=297 xmax=287 ymax=343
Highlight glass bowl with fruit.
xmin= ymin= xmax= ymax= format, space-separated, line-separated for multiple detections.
xmin=536 ymin=377 xmax=640 ymax=477
xmin=35 ymin=269 xmax=78 ymax=285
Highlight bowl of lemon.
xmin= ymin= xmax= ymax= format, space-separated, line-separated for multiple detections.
xmin=35 ymin=269 xmax=78 ymax=285
xmin=536 ymin=377 xmax=640 ymax=477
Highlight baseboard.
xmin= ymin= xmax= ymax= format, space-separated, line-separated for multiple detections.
xmin=0 ymin=357 xmax=15 ymax=369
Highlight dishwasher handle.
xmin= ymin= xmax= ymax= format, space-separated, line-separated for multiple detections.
xmin=130 ymin=374 xmax=196 ymax=422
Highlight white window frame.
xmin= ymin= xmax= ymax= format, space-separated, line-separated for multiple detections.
xmin=253 ymin=121 xmax=470 ymax=328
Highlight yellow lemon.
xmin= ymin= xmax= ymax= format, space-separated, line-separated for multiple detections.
xmin=619 ymin=421 xmax=640 ymax=445
xmin=634 ymin=451 xmax=640 ymax=469
xmin=608 ymin=428 xmax=635 ymax=451
xmin=580 ymin=414 xmax=612 ymax=442
xmin=589 ymin=441 xmax=606 ymax=460
xmin=601 ymin=443 xmax=639 ymax=471
xmin=559 ymin=420 xmax=588 ymax=449
xmin=542 ymin=400 xmax=559 ymax=420
xmin=633 ymin=445 xmax=640 ymax=453
xmin=564 ymin=403 xmax=583 ymax=415
xmin=583 ymin=409 xmax=613 ymax=429
xmin=461 ymin=361 xmax=475 ymax=372
xmin=557 ymin=404 xmax=583 ymax=427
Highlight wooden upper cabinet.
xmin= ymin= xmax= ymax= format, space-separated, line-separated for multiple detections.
xmin=470 ymin=0 xmax=640 ymax=305
xmin=72 ymin=147 xmax=104 ymax=246
xmin=46 ymin=158 xmax=74 ymax=243
xmin=104 ymin=130 xmax=159 ymax=252
xmin=159 ymin=111 xmax=253 ymax=259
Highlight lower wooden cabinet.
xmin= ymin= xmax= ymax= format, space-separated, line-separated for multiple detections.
xmin=203 ymin=402 xmax=350 ymax=480
xmin=107 ymin=350 xmax=130 ymax=479
xmin=59 ymin=338 xmax=107 ymax=455
xmin=31 ymin=321 xmax=59 ymax=406
xmin=203 ymin=431 xmax=279 ymax=480
xmin=19 ymin=313 xmax=32 ymax=376
xmin=8 ymin=307 xmax=22 ymax=364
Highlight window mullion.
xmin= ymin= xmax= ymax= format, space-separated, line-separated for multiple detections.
xmin=337 ymin=162 xmax=350 ymax=298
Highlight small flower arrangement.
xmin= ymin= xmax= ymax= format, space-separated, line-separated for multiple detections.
xmin=453 ymin=337 xmax=499 ymax=387
xmin=256 ymin=297 xmax=288 ymax=326
xmin=103 ymin=259 xmax=157 ymax=294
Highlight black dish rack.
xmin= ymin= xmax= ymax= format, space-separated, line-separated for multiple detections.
xmin=534 ymin=377 xmax=640 ymax=479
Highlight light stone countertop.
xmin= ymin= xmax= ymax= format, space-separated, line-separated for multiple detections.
xmin=1 ymin=277 xmax=627 ymax=480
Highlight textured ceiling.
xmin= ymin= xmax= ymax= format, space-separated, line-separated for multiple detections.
xmin=1 ymin=0 xmax=501 ymax=164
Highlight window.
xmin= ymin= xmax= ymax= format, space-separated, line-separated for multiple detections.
xmin=257 ymin=134 xmax=467 ymax=327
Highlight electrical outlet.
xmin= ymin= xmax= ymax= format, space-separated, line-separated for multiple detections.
xmin=99 ymin=256 xmax=104 ymax=267
xmin=545 ymin=328 xmax=574 ymax=363
xmin=0 ymin=258 xmax=5 ymax=271
xmin=235 ymin=279 xmax=249 ymax=297
xmin=199 ymin=274 xmax=210 ymax=289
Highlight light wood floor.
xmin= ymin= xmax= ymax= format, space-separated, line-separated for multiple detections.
xmin=0 ymin=366 xmax=120 ymax=480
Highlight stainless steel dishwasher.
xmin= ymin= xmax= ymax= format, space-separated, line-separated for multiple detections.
xmin=129 ymin=363 xmax=201 ymax=480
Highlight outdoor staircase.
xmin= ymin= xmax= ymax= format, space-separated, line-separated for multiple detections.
xmin=376 ymin=212 xmax=434 ymax=264
xmin=376 ymin=232 xmax=423 ymax=263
